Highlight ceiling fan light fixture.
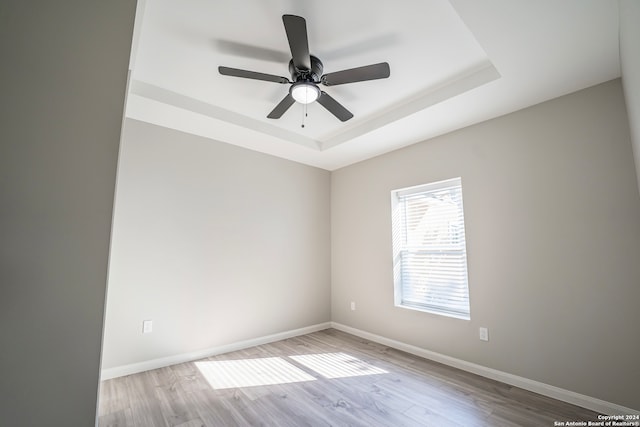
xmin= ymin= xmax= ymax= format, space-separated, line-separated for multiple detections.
xmin=290 ymin=82 xmax=320 ymax=104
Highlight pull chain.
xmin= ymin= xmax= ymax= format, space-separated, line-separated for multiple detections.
xmin=300 ymin=89 xmax=311 ymax=128
xmin=301 ymin=102 xmax=309 ymax=128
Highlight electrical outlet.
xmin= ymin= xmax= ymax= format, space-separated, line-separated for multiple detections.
xmin=350 ymin=301 xmax=356 ymax=311
xmin=479 ymin=327 xmax=489 ymax=341
xmin=142 ymin=320 xmax=153 ymax=334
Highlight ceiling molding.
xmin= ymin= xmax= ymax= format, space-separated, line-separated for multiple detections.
xmin=320 ymin=60 xmax=500 ymax=150
xmin=129 ymin=80 xmax=321 ymax=150
xmin=128 ymin=59 xmax=499 ymax=154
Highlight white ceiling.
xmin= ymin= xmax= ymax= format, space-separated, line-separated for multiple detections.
xmin=126 ymin=0 xmax=620 ymax=171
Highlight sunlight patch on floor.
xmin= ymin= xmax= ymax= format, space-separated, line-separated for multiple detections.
xmin=290 ymin=352 xmax=388 ymax=379
xmin=195 ymin=357 xmax=315 ymax=389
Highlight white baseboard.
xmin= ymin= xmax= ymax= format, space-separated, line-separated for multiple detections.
xmin=330 ymin=322 xmax=639 ymax=416
xmin=100 ymin=322 xmax=332 ymax=380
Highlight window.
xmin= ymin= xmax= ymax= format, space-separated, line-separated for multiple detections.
xmin=391 ymin=177 xmax=470 ymax=319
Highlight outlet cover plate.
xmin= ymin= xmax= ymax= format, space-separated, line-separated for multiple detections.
xmin=143 ymin=320 xmax=153 ymax=334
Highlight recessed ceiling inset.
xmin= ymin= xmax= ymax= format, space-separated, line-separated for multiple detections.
xmin=218 ymin=15 xmax=391 ymax=123
xmin=126 ymin=0 xmax=619 ymax=170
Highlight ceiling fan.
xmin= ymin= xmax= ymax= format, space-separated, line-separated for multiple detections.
xmin=218 ymin=14 xmax=390 ymax=122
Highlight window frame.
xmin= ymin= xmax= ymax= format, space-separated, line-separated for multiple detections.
xmin=391 ymin=177 xmax=471 ymax=320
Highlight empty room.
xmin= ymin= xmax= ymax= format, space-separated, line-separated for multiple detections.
xmin=2 ymin=1 xmax=640 ymax=426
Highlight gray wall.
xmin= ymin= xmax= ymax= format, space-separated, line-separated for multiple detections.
xmin=620 ymin=0 xmax=640 ymax=196
xmin=0 ymin=2 xmax=135 ymax=426
xmin=101 ymin=119 xmax=331 ymax=369
xmin=331 ymin=79 xmax=640 ymax=410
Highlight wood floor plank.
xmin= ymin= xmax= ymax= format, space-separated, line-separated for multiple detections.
xmin=98 ymin=408 xmax=134 ymax=427
xmin=155 ymin=382 xmax=201 ymax=427
xmin=99 ymin=329 xmax=604 ymax=426
xmin=99 ymin=377 xmax=132 ymax=415
xmin=173 ymin=420 xmax=205 ymax=427
xmin=189 ymin=390 xmax=244 ymax=427
xmin=126 ymin=372 xmax=170 ymax=427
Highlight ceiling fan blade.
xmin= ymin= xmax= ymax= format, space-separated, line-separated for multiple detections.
xmin=317 ymin=92 xmax=353 ymax=122
xmin=282 ymin=15 xmax=311 ymax=71
xmin=267 ymin=94 xmax=296 ymax=119
xmin=321 ymin=62 xmax=390 ymax=86
xmin=218 ymin=66 xmax=290 ymax=84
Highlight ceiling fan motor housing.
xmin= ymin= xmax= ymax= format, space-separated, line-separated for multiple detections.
xmin=289 ymin=55 xmax=323 ymax=83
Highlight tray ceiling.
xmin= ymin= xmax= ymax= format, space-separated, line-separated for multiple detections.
xmin=126 ymin=0 xmax=620 ymax=170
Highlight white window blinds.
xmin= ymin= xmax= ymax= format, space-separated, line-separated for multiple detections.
xmin=391 ymin=178 xmax=470 ymax=319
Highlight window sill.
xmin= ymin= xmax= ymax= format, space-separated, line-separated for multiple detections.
xmin=395 ymin=303 xmax=470 ymax=321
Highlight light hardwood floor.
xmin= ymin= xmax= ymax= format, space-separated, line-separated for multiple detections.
xmin=98 ymin=329 xmax=601 ymax=426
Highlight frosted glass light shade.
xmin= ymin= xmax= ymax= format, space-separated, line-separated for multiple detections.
xmin=291 ymin=83 xmax=320 ymax=104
